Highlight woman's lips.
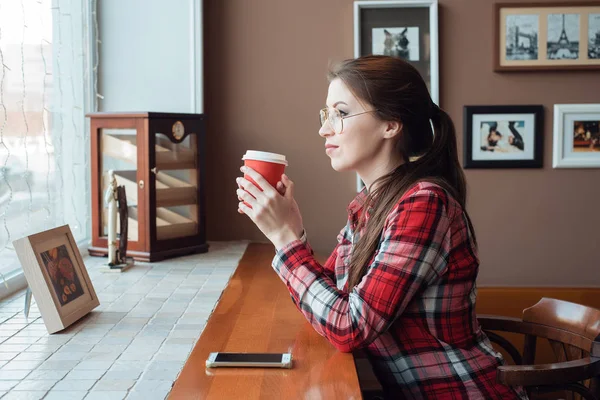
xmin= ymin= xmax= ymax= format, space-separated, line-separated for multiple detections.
xmin=325 ymin=145 xmax=338 ymax=155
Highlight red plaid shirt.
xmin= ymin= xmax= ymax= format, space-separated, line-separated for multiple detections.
xmin=273 ymin=182 xmax=527 ymax=399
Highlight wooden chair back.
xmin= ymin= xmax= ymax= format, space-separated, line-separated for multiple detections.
xmin=522 ymin=298 xmax=600 ymax=400
xmin=479 ymin=297 xmax=600 ymax=400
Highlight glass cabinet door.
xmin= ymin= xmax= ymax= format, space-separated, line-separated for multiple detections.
xmin=153 ymin=130 xmax=198 ymax=241
xmin=99 ymin=128 xmax=141 ymax=243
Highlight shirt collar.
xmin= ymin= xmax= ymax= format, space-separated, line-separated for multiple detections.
xmin=347 ymin=187 xmax=368 ymax=219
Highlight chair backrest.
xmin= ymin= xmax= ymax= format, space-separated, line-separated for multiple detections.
xmin=522 ymin=298 xmax=600 ymax=360
xmin=523 ymin=298 xmax=600 ymax=342
xmin=522 ymin=298 xmax=600 ymax=400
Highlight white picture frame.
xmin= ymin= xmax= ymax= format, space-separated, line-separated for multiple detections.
xmin=553 ymin=104 xmax=600 ymax=168
xmin=354 ymin=0 xmax=439 ymax=191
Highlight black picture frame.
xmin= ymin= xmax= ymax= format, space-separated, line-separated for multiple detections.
xmin=463 ymin=105 xmax=544 ymax=169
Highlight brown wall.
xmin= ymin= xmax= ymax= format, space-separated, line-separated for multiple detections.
xmin=204 ymin=0 xmax=600 ymax=286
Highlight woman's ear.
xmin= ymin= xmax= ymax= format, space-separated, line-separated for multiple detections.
xmin=383 ymin=120 xmax=403 ymax=139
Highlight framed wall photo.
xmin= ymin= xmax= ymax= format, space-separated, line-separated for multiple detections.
xmin=553 ymin=104 xmax=600 ymax=168
xmin=354 ymin=0 xmax=438 ymax=102
xmin=354 ymin=0 xmax=438 ymax=190
xmin=463 ymin=105 xmax=544 ymax=169
xmin=494 ymin=2 xmax=600 ymax=71
xmin=13 ymin=225 xmax=99 ymax=334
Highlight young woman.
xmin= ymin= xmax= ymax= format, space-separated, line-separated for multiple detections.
xmin=236 ymin=55 xmax=527 ymax=400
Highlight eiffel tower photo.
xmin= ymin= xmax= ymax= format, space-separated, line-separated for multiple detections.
xmin=547 ymin=13 xmax=579 ymax=59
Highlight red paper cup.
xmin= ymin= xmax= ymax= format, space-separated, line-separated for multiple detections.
xmin=241 ymin=150 xmax=288 ymax=207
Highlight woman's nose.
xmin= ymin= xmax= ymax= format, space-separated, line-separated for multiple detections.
xmin=318 ymin=121 xmax=334 ymax=138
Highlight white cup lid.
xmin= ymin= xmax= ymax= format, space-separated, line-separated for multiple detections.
xmin=242 ymin=150 xmax=288 ymax=166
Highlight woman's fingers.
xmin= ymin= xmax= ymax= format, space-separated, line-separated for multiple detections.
xmin=280 ymin=174 xmax=294 ymax=197
xmin=240 ymin=167 xmax=278 ymax=197
xmin=236 ymin=189 xmax=255 ymax=205
xmin=238 ymin=201 xmax=253 ymax=218
xmin=237 ymin=177 xmax=261 ymax=199
xmin=276 ymin=181 xmax=286 ymax=195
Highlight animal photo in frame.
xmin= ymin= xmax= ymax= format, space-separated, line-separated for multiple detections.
xmin=13 ymin=225 xmax=99 ymax=334
xmin=464 ymin=105 xmax=544 ymax=169
xmin=372 ymin=27 xmax=420 ymax=61
xmin=354 ymin=0 xmax=438 ymax=190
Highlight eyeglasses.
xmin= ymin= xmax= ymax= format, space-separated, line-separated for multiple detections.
xmin=319 ymin=108 xmax=378 ymax=134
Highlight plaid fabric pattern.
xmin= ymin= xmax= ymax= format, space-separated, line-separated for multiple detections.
xmin=273 ymin=182 xmax=527 ymax=399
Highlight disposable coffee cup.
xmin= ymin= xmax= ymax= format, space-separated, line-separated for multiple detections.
xmin=241 ymin=150 xmax=288 ymax=190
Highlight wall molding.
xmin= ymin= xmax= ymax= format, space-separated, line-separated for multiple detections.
xmin=476 ymin=287 xmax=600 ymax=317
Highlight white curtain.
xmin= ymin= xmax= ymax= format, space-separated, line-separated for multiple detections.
xmin=0 ymin=0 xmax=90 ymax=278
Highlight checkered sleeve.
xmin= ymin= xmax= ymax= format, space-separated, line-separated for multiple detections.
xmin=321 ymin=221 xmax=353 ymax=277
xmin=272 ymin=187 xmax=452 ymax=352
xmin=275 ymin=228 xmax=339 ymax=310
xmin=299 ymin=229 xmax=314 ymax=256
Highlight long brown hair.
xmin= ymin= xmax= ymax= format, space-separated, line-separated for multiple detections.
xmin=328 ymin=55 xmax=476 ymax=289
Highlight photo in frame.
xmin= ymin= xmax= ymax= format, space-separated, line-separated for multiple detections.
xmin=463 ymin=105 xmax=544 ymax=169
xmin=13 ymin=225 xmax=99 ymax=334
xmin=354 ymin=0 xmax=438 ymax=190
xmin=494 ymin=2 xmax=600 ymax=71
xmin=553 ymin=103 xmax=600 ymax=168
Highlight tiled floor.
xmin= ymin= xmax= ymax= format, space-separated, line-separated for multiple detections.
xmin=0 ymin=241 xmax=249 ymax=400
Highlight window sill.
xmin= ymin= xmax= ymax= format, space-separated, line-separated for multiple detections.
xmin=0 ymin=269 xmax=28 ymax=300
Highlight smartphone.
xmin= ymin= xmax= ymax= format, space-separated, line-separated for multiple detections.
xmin=205 ymin=352 xmax=292 ymax=368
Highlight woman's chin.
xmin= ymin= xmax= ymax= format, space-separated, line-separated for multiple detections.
xmin=330 ymin=159 xmax=351 ymax=172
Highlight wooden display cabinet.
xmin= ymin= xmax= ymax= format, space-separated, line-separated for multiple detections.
xmin=87 ymin=112 xmax=208 ymax=262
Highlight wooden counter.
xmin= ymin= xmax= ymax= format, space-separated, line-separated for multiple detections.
xmin=169 ymin=243 xmax=362 ymax=399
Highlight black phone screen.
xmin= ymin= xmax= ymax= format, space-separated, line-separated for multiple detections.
xmin=214 ymin=353 xmax=284 ymax=363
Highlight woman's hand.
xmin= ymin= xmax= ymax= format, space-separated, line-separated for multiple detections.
xmin=236 ymin=167 xmax=304 ymax=250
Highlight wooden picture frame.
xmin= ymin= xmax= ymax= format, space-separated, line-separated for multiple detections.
xmin=13 ymin=225 xmax=99 ymax=334
xmin=553 ymin=103 xmax=600 ymax=168
xmin=354 ymin=0 xmax=439 ymax=191
xmin=463 ymin=105 xmax=544 ymax=169
xmin=494 ymin=2 xmax=600 ymax=71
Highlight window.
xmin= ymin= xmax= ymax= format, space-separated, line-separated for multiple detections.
xmin=0 ymin=0 xmax=89 ymax=283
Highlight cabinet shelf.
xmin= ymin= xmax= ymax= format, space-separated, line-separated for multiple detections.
xmin=101 ymin=205 xmax=195 ymax=241
xmin=101 ymin=134 xmax=138 ymax=165
xmin=155 ymin=151 xmax=196 ymax=170
xmin=156 ymin=208 xmax=197 ymax=240
xmin=102 ymin=133 xmax=196 ymax=170
xmin=112 ymin=170 xmax=197 ymax=207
